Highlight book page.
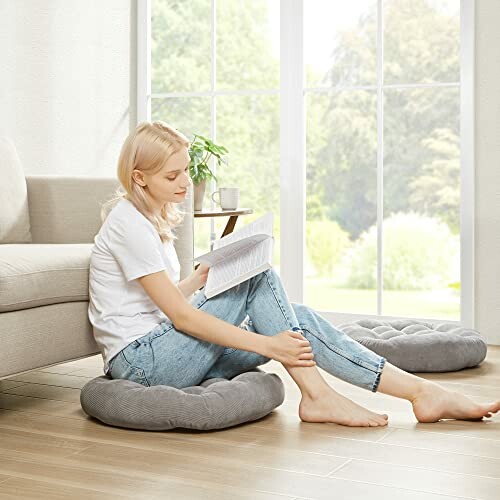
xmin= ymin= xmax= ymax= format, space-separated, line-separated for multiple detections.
xmin=193 ymin=212 xmax=274 ymax=265
xmin=204 ymin=237 xmax=274 ymax=298
xmin=213 ymin=212 xmax=274 ymax=250
xmin=193 ymin=212 xmax=275 ymax=299
xmin=193 ymin=233 xmax=268 ymax=266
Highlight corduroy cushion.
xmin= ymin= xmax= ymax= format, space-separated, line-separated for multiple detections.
xmin=0 ymin=137 xmax=32 ymax=243
xmin=80 ymin=369 xmax=285 ymax=431
xmin=337 ymin=319 xmax=488 ymax=372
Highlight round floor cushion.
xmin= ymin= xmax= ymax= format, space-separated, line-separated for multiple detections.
xmin=337 ymin=319 xmax=488 ymax=373
xmin=80 ymin=369 xmax=284 ymax=431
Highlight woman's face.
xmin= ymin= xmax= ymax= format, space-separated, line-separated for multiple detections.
xmin=133 ymin=148 xmax=192 ymax=212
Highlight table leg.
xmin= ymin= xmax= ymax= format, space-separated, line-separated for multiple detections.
xmin=194 ymin=215 xmax=240 ymax=272
xmin=221 ymin=215 xmax=239 ymax=238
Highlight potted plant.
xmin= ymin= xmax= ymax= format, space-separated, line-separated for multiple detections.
xmin=188 ymin=134 xmax=229 ymax=211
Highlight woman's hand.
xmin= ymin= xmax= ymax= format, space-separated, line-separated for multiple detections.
xmin=262 ymin=330 xmax=315 ymax=367
xmin=192 ymin=263 xmax=210 ymax=288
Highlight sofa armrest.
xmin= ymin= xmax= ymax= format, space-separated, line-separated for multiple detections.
xmin=26 ymin=175 xmax=121 ymax=244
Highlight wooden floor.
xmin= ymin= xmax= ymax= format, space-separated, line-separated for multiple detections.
xmin=0 ymin=347 xmax=499 ymax=500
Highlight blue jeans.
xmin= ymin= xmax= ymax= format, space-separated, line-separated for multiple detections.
xmin=108 ymin=268 xmax=386 ymax=391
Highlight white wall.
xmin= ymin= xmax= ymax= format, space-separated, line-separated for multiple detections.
xmin=475 ymin=0 xmax=500 ymax=345
xmin=0 ymin=0 xmax=136 ymax=177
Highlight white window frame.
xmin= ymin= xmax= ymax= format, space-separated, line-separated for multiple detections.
xmin=138 ymin=0 xmax=475 ymax=328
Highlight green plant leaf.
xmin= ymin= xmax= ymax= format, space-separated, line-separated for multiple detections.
xmin=187 ymin=132 xmax=228 ymax=182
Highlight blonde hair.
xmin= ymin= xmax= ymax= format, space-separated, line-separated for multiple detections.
xmin=101 ymin=121 xmax=191 ymax=243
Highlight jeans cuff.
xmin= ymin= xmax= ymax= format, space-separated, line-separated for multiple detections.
xmin=371 ymin=356 xmax=387 ymax=393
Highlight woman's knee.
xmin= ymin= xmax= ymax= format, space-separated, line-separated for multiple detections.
xmin=263 ymin=267 xmax=280 ymax=281
xmin=291 ymin=302 xmax=313 ymax=324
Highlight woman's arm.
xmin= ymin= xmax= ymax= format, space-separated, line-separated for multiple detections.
xmin=177 ymin=263 xmax=209 ymax=298
xmin=137 ymin=270 xmax=315 ymax=367
xmin=177 ymin=274 xmax=201 ymax=298
xmin=177 ymin=306 xmax=314 ymax=366
xmin=177 ymin=264 xmax=210 ymax=298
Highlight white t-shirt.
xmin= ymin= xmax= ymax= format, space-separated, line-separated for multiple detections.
xmin=88 ymin=198 xmax=181 ymax=374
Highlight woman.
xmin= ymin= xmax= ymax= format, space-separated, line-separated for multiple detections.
xmin=88 ymin=121 xmax=499 ymax=427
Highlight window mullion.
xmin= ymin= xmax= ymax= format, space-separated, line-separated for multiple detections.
xmin=209 ymin=0 xmax=217 ymax=249
xmin=377 ymin=0 xmax=384 ymax=315
xmin=137 ymin=0 xmax=151 ymax=123
xmin=460 ymin=0 xmax=475 ymax=328
xmin=280 ymin=0 xmax=305 ymax=302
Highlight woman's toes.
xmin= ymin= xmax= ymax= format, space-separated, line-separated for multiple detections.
xmin=370 ymin=416 xmax=387 ymax=426
xmin=488 ymin=402 xmax=500 ymax=414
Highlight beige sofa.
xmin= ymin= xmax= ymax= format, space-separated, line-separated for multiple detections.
xmin=0 ymin=137 xmax=194 ymax=379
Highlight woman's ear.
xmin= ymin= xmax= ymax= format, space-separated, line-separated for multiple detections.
xmin=132 ymin=169 xmax=146 ymax=187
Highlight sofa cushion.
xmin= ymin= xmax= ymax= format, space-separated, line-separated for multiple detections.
xmin=0 ymin=243 xmax=92 ymax=313
xmin=337 ymin=319 xmax=488 ymax=372
xmin=0 ymin=137 xmax=32 ymax=243
xmin=80 ymin=369 xmax=285 ymax=431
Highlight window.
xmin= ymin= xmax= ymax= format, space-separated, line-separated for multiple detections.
xmin=304 ymin=0 xmax=465 ymax=323
xmin=148 ymin=0 xmax=280 ymax=265
xmin=140 ymin=0 xmax=473 ymax=326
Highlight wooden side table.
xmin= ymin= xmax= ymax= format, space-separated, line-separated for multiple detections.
xmin=193 ymin=208 xmax=253 ymax=269
xmin=194 ymin=208 xmax=253 ymax=246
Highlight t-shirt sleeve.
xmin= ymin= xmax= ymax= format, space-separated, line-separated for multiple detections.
xmin=108 ymin=217 xmax=167 ymax=282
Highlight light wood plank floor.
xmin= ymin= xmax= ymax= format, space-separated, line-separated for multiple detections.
xmin=0 ymin=347 xmax=499 ymax=500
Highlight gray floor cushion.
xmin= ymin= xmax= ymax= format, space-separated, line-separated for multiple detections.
xmin=337 ymin=319 xmax=488 ymax=372
xmin=80 ymin=369 xmax=284 ymax=431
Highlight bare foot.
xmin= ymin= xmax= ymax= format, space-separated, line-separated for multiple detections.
xmin=299 ymin=388 xmax=389 ymax=427
xmin=411 ymin=381 xmax=500 ymax=423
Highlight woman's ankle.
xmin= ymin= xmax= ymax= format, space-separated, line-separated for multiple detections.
xmin=285 ymin=363 xmax=332 ymax=401
xmin=299 ymin=381 xmax=334 ymax=401
xmin=377 ymin=362 xmax=432 ymax=402
xmin=409 ymin=379 xmax=440 ymax=404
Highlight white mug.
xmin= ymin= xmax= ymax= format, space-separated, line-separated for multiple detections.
xmin=211 ymin=187 xmax=240 ymax=210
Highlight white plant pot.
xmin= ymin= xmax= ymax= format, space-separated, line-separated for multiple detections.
xmin=193 ymin=179 xmax=207 ymax=211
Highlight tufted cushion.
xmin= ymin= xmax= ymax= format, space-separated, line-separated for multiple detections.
xmin=337 ymin=319 xmax=488 ymax=372
xmin=80 ymin=369 xmax=285 ymax=431
xmin=0 ymin=137 xmax=32 ymax=243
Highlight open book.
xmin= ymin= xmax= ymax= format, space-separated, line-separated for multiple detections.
xmin=193 ymin=212 xmax=274 ymax=299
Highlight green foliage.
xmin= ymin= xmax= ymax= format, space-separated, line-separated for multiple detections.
xmin=152 ymin=0 xmax=280 ymax=215
xmin=409 ymin=127 xmax=460 ymax=233
xmin=151 ymin=0 xmax=211 ymax=93
xmin=336 ymin=212 xmax=459 ymax=290
xmin=188 ymin=134 xmax=229 ymax=185
xmin=152 ymin=0 xmax=462 ymax=307
xmin=215 ymin=94 xmax=280 ymax=214
xmin=216 ymin=0 xmax=279 ymax=90
xmin=151 ymin=1 xmax=212 ymax=136
xmin=306 ymin=220 xmax=351 ymax=277
xmin=309 ymin=0 xmax=460 ymax=239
